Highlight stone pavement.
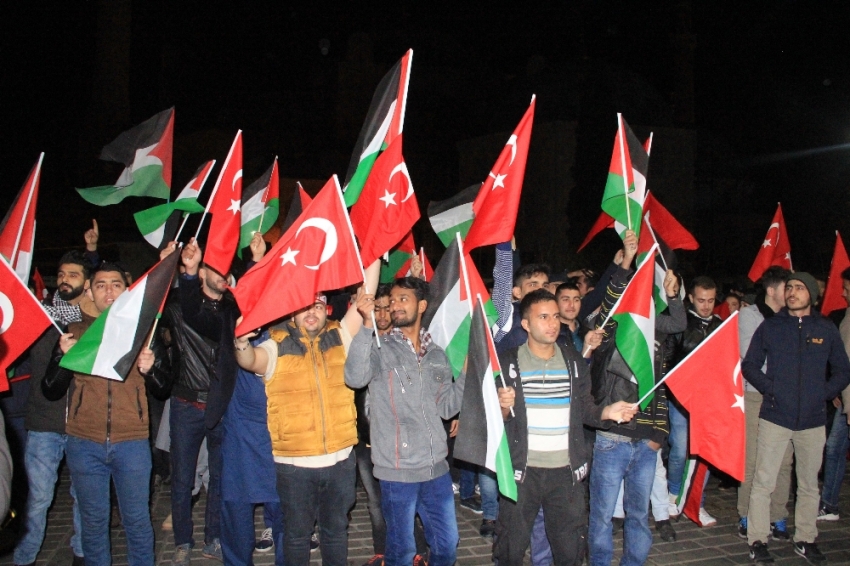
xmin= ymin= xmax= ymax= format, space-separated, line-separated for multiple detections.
xmin=1 ymin=467 xmax=849 ymax=565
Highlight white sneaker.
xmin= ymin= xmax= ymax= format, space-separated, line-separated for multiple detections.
xmin=668 ymin=494 xmax=680 ymax=518
xmin=452 ymin=482 xmax=460 ymax=495
xmin=817 ymin=506 xmax=840 ymax=521
xmin=698 ymin=507 xmax=717 ymax=527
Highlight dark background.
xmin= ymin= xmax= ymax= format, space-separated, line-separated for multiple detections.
xmin=3 ymin=1 xmax=850 ymax=285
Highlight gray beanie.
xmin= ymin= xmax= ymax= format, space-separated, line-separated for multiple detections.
xmin=787 ymin=272 xmax=819 ymax=302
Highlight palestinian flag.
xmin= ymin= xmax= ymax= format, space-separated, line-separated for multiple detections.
xmin=343 ymin=49 xmax=412 ymax=206
xmin=0 ymin=153 xmax=43 ymax=282
xmin=421 ymin=236 xmax=497 ymax=377
xmin=239 ymin=158 xmax=280 ymax=257
xmin=380 ymin=231 xmax=417 ymax=283
xmin=427 ymin=184 xmax=479 ymax=247
xmin=134 ymin=160 xmax=213 ymax=248
xmin=600 ymin=114 xmax=648 ymax=240
xmin=672 ymin=458 xmax=710 ymax=526
xmin=281 ymin=182 xmax=312 ymax=233
xmin=637 ymin=212 xmax=679 ymax=315
xmin=454 ymin=296 xmax=518 ymax=501
xmin=59 ymin=250 xmax=180 ymax=381
xmin=605 ymin=243 xmax=657 ymax=409
xmin=78 ymin=108 xmax=174 ymax=206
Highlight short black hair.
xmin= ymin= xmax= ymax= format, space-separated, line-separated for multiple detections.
xmin=91 ymin=261 xmax=129 ymax=287
xmin=555 ymin=280 xmax=580 ymax=297
xmin=58 ymin=250 xmax=92 ymax=280
xmin=760 ymin=266 xmax=791 ymax=289
xmin=513 ymin=263 xmax=550 ymax=287
xmin=520 ymin=288 xmax=557 ymax=320
xmin=690 ymin=275 xmax=717 ymax=294
xmin=375 ymin=283 xmax=392 ymax=301
xmin=393 ymin=276 xmax=429 ymax=302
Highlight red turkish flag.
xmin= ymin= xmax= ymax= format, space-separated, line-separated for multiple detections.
xmin=349 ymin=134 xmax=420 ymax=266
xmin=0 ymin=257 xmax=54 ymax=391
xmin=821 ymin=231 xmax=850 ymax=316
xmin=464 ymin=96 xmax=535 ymax=251
xmin=664 ymin=312 xmax=745 ymax=481
xmin=232 ymin=175 xmax=363 ymax=336
xmin=747 ymin=203 xmax=792 ymax=282
xmin=0 ymin=153 xmax=43 ymax=282
xmin=205 ymin=130 xmax=243 ymax=277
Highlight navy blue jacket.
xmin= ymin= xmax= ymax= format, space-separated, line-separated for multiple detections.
xmin=742 ymin=308 xmax=850 ymax=431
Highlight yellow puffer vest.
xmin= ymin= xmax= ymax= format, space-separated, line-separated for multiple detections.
xmin=265 ymin=320 xmax=357 ymax=457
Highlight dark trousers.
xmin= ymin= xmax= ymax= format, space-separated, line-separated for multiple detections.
xmin=221 ymin=501 xmax=284 ymax=566
xmin=495 ymin=466 xmax=587 ymax=566
xmin=275 ymin=450 xmax=356 ymax=566
xmin=170 ymin=398 xmax=222 ymax=547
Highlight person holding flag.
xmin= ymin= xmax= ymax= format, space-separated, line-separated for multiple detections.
xmin=345 ymin=277 xmax=466 ymax=566
xmin=493 ymin=288 xmax=636 ymax=565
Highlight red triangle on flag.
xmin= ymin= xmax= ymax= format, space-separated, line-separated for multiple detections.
xmin=612 ymin=247 xmax=656 ymax=321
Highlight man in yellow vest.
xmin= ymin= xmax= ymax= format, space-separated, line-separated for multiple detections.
xmin=234 ymin=262 xmax=378 ymax=566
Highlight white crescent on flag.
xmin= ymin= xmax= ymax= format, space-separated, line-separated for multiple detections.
xmin=391 ymin=161 xmax=415 ymax=203
xmin=296 ymin=218 xmax=338 ymax=270
xmin=506 ymin=134 xmax=517 ymax=165
xmin=0 ymin=291 xmax=13 ymax=334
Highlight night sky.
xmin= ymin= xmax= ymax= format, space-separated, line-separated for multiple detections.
xmin=4 ymin=1 xmax=850 ymax=284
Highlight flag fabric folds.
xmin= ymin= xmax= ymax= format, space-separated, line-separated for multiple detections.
xmin=343 ymin=49 xmax=413 ymax=207
xmin=380 ymin=231 xmax=417 ymax=284
xmin=820 ymin=231 xmax=850 ymax=317
xmin=0 ymin=153 xmax=43 ymax=282
xmin=747 ymin=203 xmax=792 ymax=283
xmin=204 ymin=131 xmax=243 ymax=276
xmin=0 ymin=256 xmax=55 ymax=391
xmin=672 ymin=458 xmax=710 ymax=526
xmin=427 ymin=184 xmax=480 ymax=247
xmin=600 ymin=114 xmax=649 ymax=240
xmin=232 ymin=176 xmax=364 ymax=336
xmin=664 ymin=312 xmax=745 ymax=481
xmin=59 ymin=250 xmax=180 ymax=381
xmin=453 ymin=296 xmax=518 ymax=501
xmin=281 ymin=183 xmax=313 ymax=233
xmin=239 ymin=158 xmax=280 ymax=257
xmin=463 ymin=97 xmax=535 ymax=252
xmin=77 ymin=108 xmax=174 ymax=206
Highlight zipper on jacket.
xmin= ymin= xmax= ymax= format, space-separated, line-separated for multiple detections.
xmin=136 ymin=387 xmax=144 ymax=421
xmin=107 ymin=379 xmax=112 ymax=443
xmin=309 ymin=338 xmax=328 ymax=454
xmin=418 ymin=357 xmax=435 ymax=477
xmin=73 ymin=385 xmax=85 ymax=419
xmin=796 ymin=317 xmax=803 ymax=430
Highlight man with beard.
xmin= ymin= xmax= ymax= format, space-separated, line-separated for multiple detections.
xmin=13 ymin=250 xmax=92 ymax=566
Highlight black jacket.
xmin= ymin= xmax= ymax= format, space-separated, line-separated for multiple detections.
xmin=24 ymin=329 xmax=69 ymax=434
xmin=673 ymin=309 xmax=722 ymax=366
xmin=162 ymin=295 xmax=219 ymax=403
xmin=742 ymin=308 xmax=850 ymax=431
xmin=178 ymin=275 xmax=240 ymax=429
xmin=499 ymin=342 xmax=606 ymax=485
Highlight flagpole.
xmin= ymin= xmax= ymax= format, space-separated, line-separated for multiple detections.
xmin=616 ymin=114 xmax=632 ymax=231
xmin=643 ymin=213 xmax=669 ymax=272
xmin=633 ymin=311 xmax=740 ymax=409
xmin=195 ymin=131 xmax=241 ymax=240
xmin=476 ymin=291 xmax=513 ymax=417
xmin=10 ymin=153 xmax=44 ymax=272
xmin=333 ymin=175 xmax=380 ymax=348
xmin=419 ymin=247 xmax=427 ymax=281
xmin=456 ymin=233 xmax=474 ymax=317
xmin=175 ymin=159 xmax=216 ymax=243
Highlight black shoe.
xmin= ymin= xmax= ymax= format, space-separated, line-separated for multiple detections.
xmin=460 ymin=497 xmax=483 ymax=514
xmin=769 ymin=520 xmax=790 ymax=542
xmin=611 ymin=517 xmax=624 ymax=534
xmin=310 ymin=532 xmax=319 ymax=552
xmin=14 ymin=563 xmax=35 ymax=566
xmin=738 ymin=517 xmax=748 ymax=539
xmin=794 ymin=541 xmax=826 ymax=564
xmin=480 ymin=519 xmax=496 ymax=539
xmin=361 ymin=555 xmax=384 ymax=566
xmin=656 ymin=519 xmax=676 ymax=542
xmin=749 ymin=541 xmax=774 ymax=563
xmin=72 ymin=556 xmax=85 ymax=566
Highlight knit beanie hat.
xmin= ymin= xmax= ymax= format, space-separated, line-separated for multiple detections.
xmin=787 ymin=272 xmax=819 ymax=302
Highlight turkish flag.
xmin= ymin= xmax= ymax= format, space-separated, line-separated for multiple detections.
xmin=464 ymin=96 xmax=535 ymax=251
xmin=205 ymin=130 xmax=243 ymax=277
xmin=0 ymin=256 xmax=54 ymax=391
xmin=232 ymin=175 xmax=363 ymax=336
xmin=350 ymin=134 xmax=420 ymax=266
xmin=0 ymin=153 xmax=43 ymax=282
xmin=820 ymin=231 xmax=850 ymax=316
xmin=747 ymin=203 xmax=792 ymax=283
xmin=664 ymin=312 xmax=745 ymax=481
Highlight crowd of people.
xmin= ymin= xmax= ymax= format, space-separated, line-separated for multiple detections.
xmin=1 ymin=221 xmax=850 ymax=566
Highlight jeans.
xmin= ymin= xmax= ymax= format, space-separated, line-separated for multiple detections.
xmin=66 ymin=436 xmax=154 ymax=566
xmin=530 ymin=508 xmax=552 ymax=566
xmin=666 ymin=401 xmax=709 ymax=503
xmin=13 ymin=432 xmax=84 ymax=564
xmin=276 ymin=450 xmax=356 ymax=566
xmin=458 ymin=462 xmax=499 ymax=520
xmin=381 ymin=471 xmax=459 ymax=566
xmin=588 ymin=435 xmax=657 ymax=566
xmin=170 ymin=397 xmax=222 ymax=547
xmin=612 ymin=449 xmax=670 ymax=521
xmin=821 ymin=406 xmax=850 ymax=513
xmin=221 ymin=501 xmax=284 ymax=566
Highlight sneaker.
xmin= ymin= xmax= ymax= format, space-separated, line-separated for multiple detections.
xmin=611 ymin=517 xmax=624 ymax=534
xmin=452 ymin=482 xmax=460 ymax=495
xmin=749 ymin=541 xmax=774 ymax=563
xmin=656 ymin=519 xmax=676 ymax=542
xmin=817 ymin=506 xmax=840 ymax=521
xmin=361 ymin=555 xmax=384 ymax=566
xmin=254 ymin=527 xmax=274 ymax=553
xmin=162 ymin=513 xmax=173 ymax=531
xmin=480 ymin=519 xmax=496 ymax=539
xmin=769 ymin=519 xmax=790 ymax=541
xmin=310 ymin=532 xmax=320 ymax=552
xmin=738 ymin=517 xmax=748 ymax=539
xmin=412 ymin=555 xmax=427 ymax=566
xmin=475 ymin=484 xmax=481 ymax=495
xmin=793 ymin=541 xmax=826 ymax=564
xmin=698 ymin=507 xmax=717 ymax=527
xmin=202 ymin=538 xmax=222 ymax=562
xmin=668 ymin=493 xmax=680 ymax=518
xmin=172 ymin=543 xmax=191 ymax=566
xmin=460 ymin=497 xmax=483 ymax=514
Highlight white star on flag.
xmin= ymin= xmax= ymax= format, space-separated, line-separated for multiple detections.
xmin=732 ymin=393 xmax=745 ymax=413
xmin=785 ymin=252 xmax=791 ymax=260
xmin=228 ymin=199 xmax=241 ymax=215
xmin=488 ymin=171 xmax=507 ymax=190
xmin=762 ymin=239 xmax=772 ymax=248
xmin=379 ymin=189 xmax=397 ymax=208
xmin=280 ymin=247 xmax=299 ymax=266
